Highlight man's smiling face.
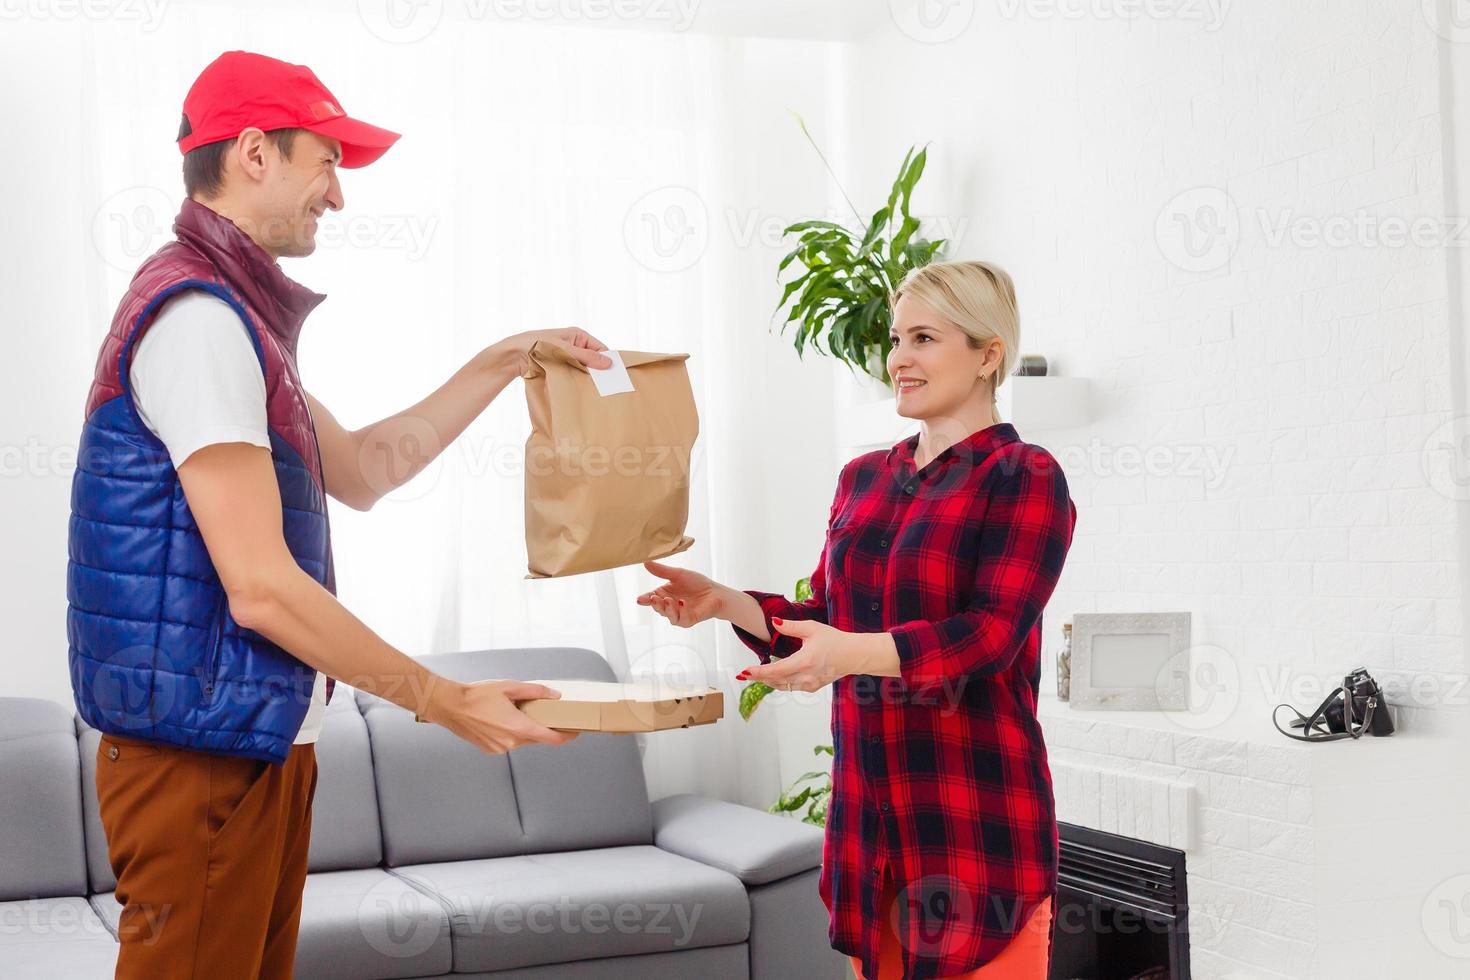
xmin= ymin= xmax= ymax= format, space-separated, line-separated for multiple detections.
xmin=254 ymin=129 xmax=344 ymax=259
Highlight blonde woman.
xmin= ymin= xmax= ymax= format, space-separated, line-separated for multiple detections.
xmin=640 ymin=261 xmax=1077 ymax=978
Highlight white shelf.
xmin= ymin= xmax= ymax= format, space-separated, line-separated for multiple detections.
xmin=997 ymin=375 xmax=1090 ymax=431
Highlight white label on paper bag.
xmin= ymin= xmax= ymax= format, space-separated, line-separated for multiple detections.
xmin=588 ymin=349 xmax=636 ymax=397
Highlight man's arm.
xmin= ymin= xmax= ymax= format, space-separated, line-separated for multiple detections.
xmin=308 ymin=328 xmax=610 ymax=511
xmin=177 ymin=441 xmax=578 ymax=754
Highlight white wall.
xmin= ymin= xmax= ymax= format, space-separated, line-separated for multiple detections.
xmin=834 ymin=0 xmax=1468 ymax=732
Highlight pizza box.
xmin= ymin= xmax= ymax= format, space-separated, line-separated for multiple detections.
xmin=519 ymin=679 xmax=723 ymax=733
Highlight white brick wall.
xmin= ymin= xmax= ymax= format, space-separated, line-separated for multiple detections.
xmin=833 ymin=2 xmax=1470 ymax=975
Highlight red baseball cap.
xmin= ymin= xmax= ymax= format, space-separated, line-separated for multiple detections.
xmin=178 ymin=51 xmax=400 ymax=168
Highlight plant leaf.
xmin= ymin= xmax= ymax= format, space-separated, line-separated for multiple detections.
xmin=738 ymin=681 xmax=774 ymax=720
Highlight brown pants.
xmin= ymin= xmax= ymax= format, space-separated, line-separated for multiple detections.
xmin=94 ymin=732 xmax=318 ymax=980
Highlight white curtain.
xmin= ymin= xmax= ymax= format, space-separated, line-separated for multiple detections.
xmin=3 ymin=2 xmax=843 ymax=809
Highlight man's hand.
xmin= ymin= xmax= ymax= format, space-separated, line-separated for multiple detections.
xmin=489 ymin=327 xmax=613 ymax=378
xmin=421 ymin=678 xmax=579 ymax=753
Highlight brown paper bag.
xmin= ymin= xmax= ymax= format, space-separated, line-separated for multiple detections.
xmin=522 ymin=341 xmax=698 ymax=578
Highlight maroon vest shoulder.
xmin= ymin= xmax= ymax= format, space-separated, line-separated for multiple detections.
xmin=86 ymin=242 xmax=325 ymax=491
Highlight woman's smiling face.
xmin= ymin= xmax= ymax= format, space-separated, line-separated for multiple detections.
xmin=887 ymin=293 xmax=1001 ymax=421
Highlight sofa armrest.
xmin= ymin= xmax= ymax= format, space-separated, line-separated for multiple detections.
xmin=652 ymin=793 xmax=823 ymax=887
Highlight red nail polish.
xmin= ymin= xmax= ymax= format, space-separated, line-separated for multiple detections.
xmin=773 ymin=617 xmax=784 ymax=625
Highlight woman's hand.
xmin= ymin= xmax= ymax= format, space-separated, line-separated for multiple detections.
xmin=487 ymin=327 xmax=612 ymax=378
xmin=637 ymin=560 xmax=727 ymax=627
xmin=736 ymin=618 xmax=868 ymax=692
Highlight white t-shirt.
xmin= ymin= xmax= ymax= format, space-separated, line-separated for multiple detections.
xmin=129 ymin=289 xmax=327 ymax=745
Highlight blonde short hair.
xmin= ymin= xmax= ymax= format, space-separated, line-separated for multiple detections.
xmin=892 ymin=260 xmax=1019 ymax=424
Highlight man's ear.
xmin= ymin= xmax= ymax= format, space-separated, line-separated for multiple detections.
xmin=231 ymin=127 xmax=271 ymax=182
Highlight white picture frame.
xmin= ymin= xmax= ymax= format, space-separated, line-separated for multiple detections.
xmin=1070 ymin=612 xmax=1192 ymax=711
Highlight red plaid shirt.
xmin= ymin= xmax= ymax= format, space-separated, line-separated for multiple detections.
xmin=733 ymin=422 xmax=1077 ymax=979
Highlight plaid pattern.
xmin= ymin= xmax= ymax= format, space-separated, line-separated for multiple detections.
xmin=732 ymin=422 xmax=1077 ymax=979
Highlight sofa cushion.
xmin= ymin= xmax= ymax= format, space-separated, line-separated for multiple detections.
xmin=652 ymin=794 xmax=824 ymax=886
xmin=0 ymin=699 xmax=88 ymax=901
xmin=393 ymin=844 xmax=749 ymax=973
xmin=362 ymin=649 xmax=652 ymax=867
xmin=95 ymin=870 xmax=454 ymax=980
xmin=307 ymin=692 xmax=384 ymax=873
xmin=0 ymin=897 xmax=117 ymax=978
xmin=295 ymin=869 xmax=453 ymax=980
xmin=425 ymin=944 xmax=749 ymax=978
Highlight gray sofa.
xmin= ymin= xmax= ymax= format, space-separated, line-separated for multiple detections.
xmin=0 ymin=648 xmax=848 ymax=979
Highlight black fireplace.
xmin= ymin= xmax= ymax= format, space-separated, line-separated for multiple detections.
xmin=1049 ymin=823 xmax=1191 ymax=979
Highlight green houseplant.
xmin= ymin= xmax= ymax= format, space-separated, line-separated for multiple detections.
xmin=739 ymin=576 xmax=833 ymax=827
xmin=774 ymin=116 xmax=949 ymax=385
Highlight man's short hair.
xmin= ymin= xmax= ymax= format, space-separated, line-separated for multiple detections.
xmin=179 ymin=120 xmax=303 ymax=199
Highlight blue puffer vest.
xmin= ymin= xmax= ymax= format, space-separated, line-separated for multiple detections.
xmin=68 ymin=198 xmax=337 ymax=764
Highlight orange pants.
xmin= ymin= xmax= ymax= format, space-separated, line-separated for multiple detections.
xmin=94 ymin=732 xmax=318 ymax=980
xmin=849 ymin=872 xmax=1053 ymax=980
